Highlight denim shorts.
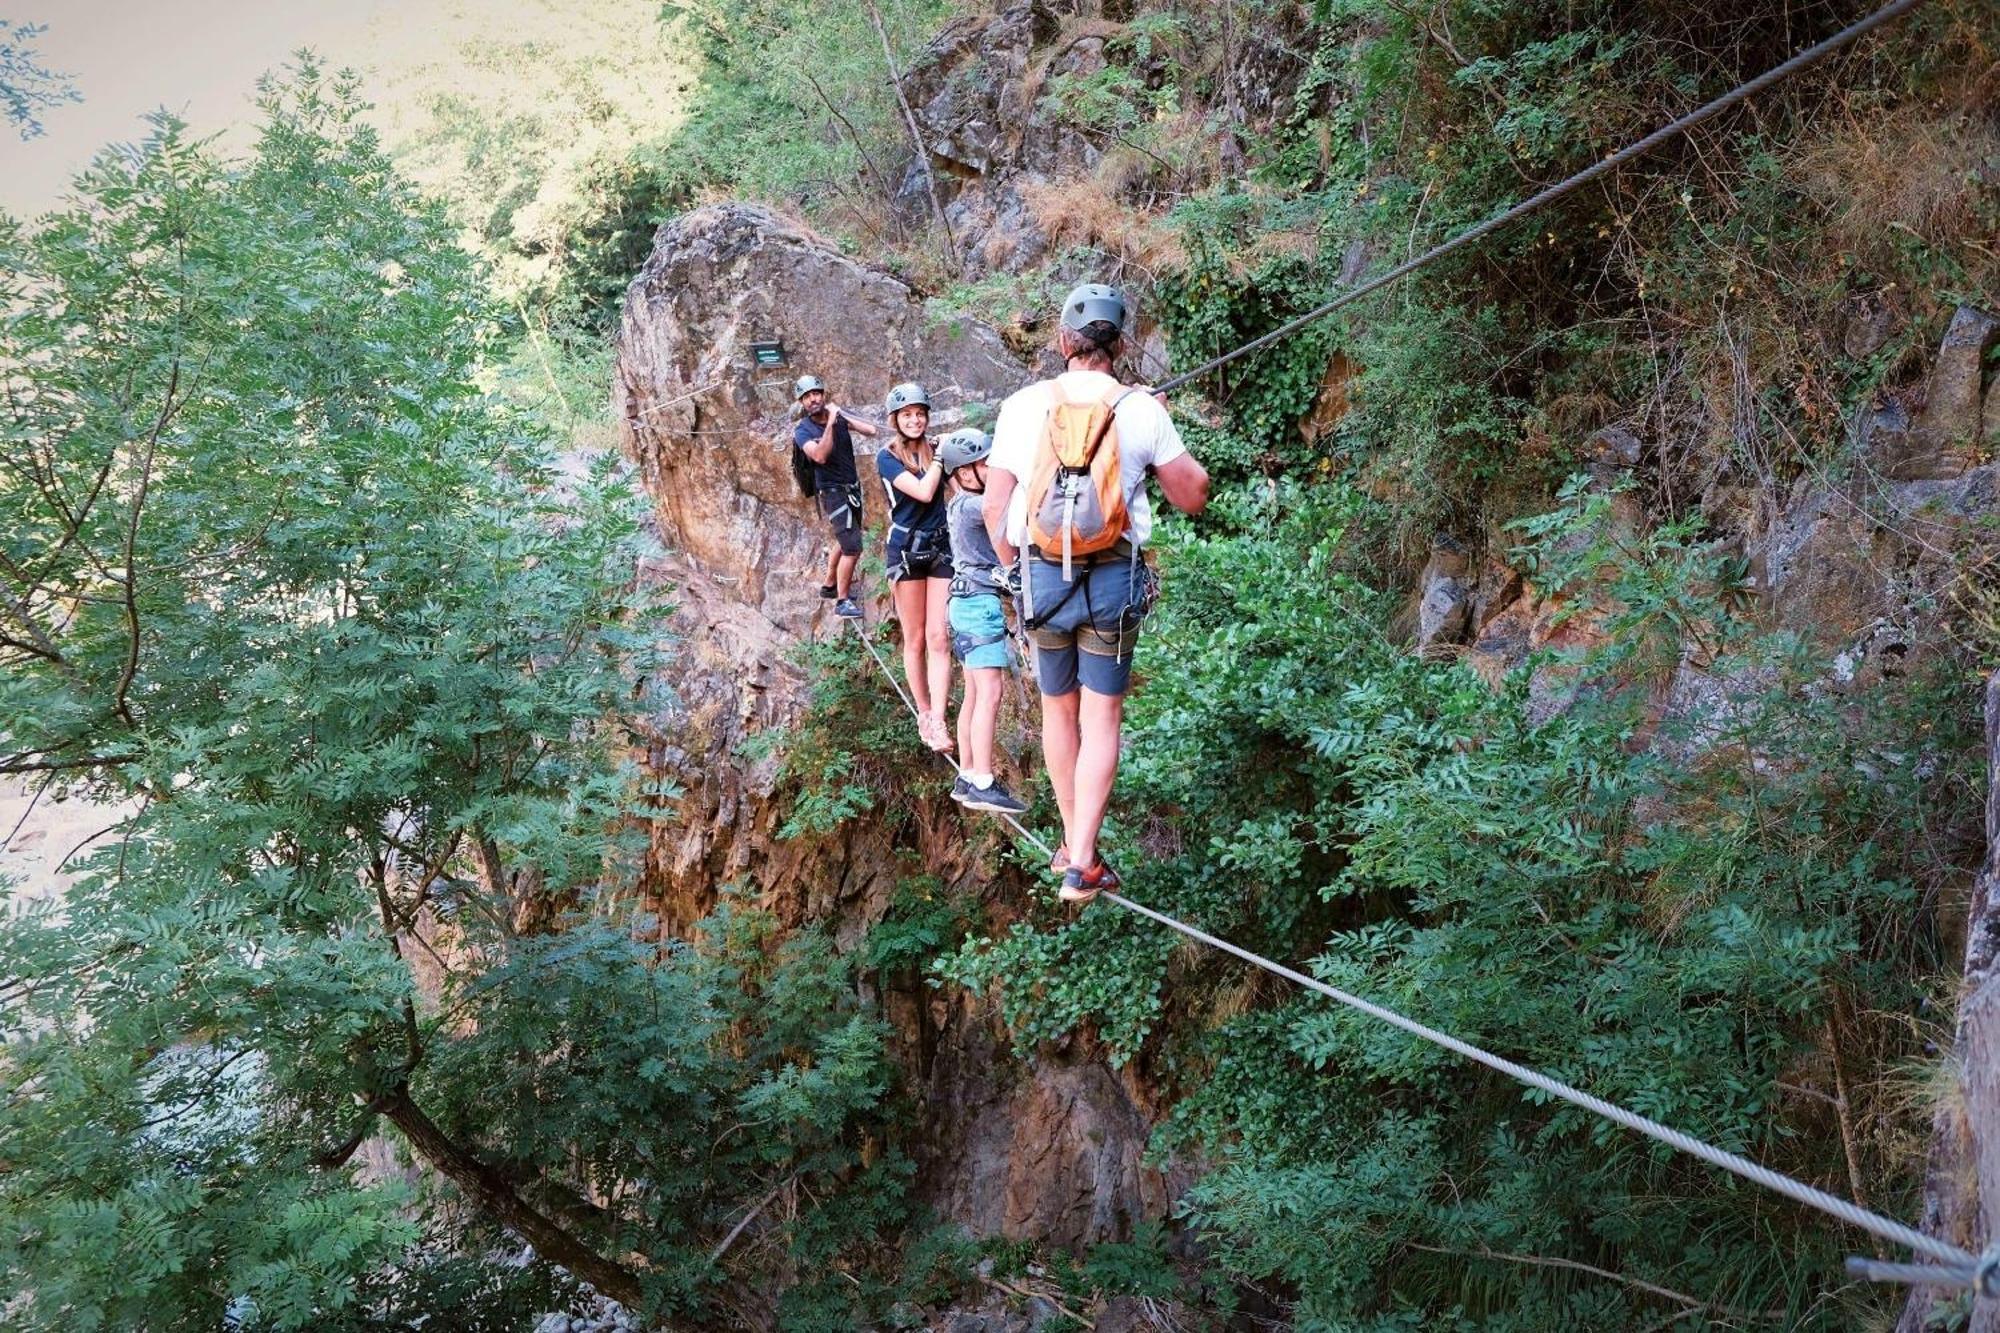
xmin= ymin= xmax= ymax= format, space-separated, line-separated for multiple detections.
xmin=1023 ymin=556 xmax=1147 ymax=696
xmin=948 ymin=593 xmax=1011 ymax=671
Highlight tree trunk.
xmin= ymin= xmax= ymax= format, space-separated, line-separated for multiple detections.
xmin=382 ymin=1090 xmax=645 ymax=1309
xmin=866 ymin=0 xmax=960 ymax=273
xmin=1899 ymin=671 xmax=2000 ymax=1332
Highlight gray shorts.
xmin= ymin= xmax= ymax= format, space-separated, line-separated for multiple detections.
xmin=1024 ymin=556 xmax=1149 ymax=697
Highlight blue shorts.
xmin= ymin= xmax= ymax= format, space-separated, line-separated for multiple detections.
xmin=1023 ymin=557 xmax=1148 ymax=697
xmin=948 ymin=594 xmax=1011 ymax=670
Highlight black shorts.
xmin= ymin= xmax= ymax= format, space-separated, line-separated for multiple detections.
xmin=887 ymin=533 xmax=953 ymax=583
xmin=818 ymin=487 xmax=863 ymax=555
xmin=817 ymin=486 xmax=861 ymax=533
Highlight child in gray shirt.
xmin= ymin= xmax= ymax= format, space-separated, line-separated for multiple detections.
xmin=937 ymin=429 xmax=1028 ymax=816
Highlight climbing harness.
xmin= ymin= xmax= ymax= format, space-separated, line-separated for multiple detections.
xmin=828 ymin=0 xmax=1991 ymax=1301
xmin=818 ymin=482 xmax=864 ymax=529
xmin=886 ymin=517 xmax=949 ymax=581
xmin=1020 ymin=541 xmax=1151 ymax=667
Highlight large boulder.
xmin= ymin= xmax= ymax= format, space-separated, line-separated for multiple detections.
xmin=613 ymin=202 xmax=1173 ymax=1261
xmin=615 ymin=202 xmax=1024 ymax=630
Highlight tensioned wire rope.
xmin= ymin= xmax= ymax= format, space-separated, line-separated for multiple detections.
xmin=849 ymin=615 xmax=1994 ymax=1299
xmin=1149 ymin=0 xmax=1932 ymax=398
xmin=834 ymin=0 xmax=1997 ymax=1299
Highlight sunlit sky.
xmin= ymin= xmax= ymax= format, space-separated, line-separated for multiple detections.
xmin=0 ymin=0 xmax=591 ymax=218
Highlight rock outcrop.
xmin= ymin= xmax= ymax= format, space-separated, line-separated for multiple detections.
xmin=613 ymin=201 xmax=1173 ymax=1259
xmin=1899 ymin=672 xmax=2000 ymax=1333
xmin=891 ymin=1 xmax=1313 ymax=281
xmin=893 ymin=2 xmax=1104 ymax=274
xmin=614 ymin=199 xmax=1026 ymax=925
xmin=617 ymin=202 xmax=1022 ymax=628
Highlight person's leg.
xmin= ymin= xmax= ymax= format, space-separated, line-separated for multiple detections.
xmin=1069 ymin=686 xmax=1125 ymax=872
xmin=924 ymin=576 xmax=953 ymax=738
xmin=835 ymin=549 xmax=858 ymax=598
xmin=893 ymin=573 xmax=931 ymax=714
xmin=967 ymin=667 xmax=1001 ymax=779
xmin=955 ymin=671 xmax=974 ymax=770
xmin=1040 ymin=686 xmax=1081 ymax=852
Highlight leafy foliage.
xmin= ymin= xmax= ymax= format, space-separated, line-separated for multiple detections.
xmin=0 ymin=65 xmax=900 ymax=1329
xmin=0 ymin=20 xmax=78 ymax=140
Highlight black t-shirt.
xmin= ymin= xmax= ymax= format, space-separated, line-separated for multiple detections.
xmin=876 ymin=445 xmax=946 ymax=539
xmin=793 ymin=414 xmax=858 ymax=492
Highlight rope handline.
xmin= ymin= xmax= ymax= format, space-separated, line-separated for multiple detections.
xmin=1151 ymin=0 xmax=1930 ymax=397
xmin=842 ymin=616 xmax=1994 ymax=1294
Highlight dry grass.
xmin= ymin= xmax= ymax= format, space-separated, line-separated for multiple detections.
xmin=1019 ymin=170 xmax=1188 ymax=276
xmin=1793 ymin=108 xmax=2000 ymax=261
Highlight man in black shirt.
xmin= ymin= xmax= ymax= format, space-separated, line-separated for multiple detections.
xmin=794 ymin=375 xmax=878 ymax=618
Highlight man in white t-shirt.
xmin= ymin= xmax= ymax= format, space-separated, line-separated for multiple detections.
xmin=983 ymin=283 xmax=1209 ymax=903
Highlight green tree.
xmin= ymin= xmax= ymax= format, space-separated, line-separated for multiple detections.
xmin=0 ymin=19 xmax=78 ymax=140
xmin=0 ymin=64 xmax=899 ymax=1329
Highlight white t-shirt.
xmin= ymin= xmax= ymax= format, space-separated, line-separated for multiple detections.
xmin=988 ymin=370 xmax=1188 ymax=549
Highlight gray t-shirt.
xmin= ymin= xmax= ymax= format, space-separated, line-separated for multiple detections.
xmin=946 ymin=491 xmax=1004 ymax=595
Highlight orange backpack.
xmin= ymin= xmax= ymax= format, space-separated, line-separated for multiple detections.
xmin=1024 ymin=380 xmax=1136 ymax=577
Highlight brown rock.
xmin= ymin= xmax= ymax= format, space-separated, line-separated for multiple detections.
xmin=1298 ymin=351 xmax=1355 ymax=445
xmin=919 ymin=992 xmax=1174 ymax=1250
xmin=1896 ymin=304 xmax=1997 ymax=479
xmin=615 ymin=202 xmax=1025 ymax=631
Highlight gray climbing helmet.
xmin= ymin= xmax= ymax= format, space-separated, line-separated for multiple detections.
xmin=794 ymin=374 xmax=824 ymax=400
xmin=1060 ymin=282 xmax=1127 ymax=332
xmin=885 ymin=381 xmax=931 ymax=415
xmin=937 ymin=428 xmax=993 ymax=472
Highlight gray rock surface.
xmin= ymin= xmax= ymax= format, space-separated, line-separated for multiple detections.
xmin=1880 ymin=304 xmax=1996 ymax=479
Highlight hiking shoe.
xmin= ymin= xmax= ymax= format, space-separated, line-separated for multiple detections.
xmin=833 ymin=597 xmax=862 ymax=619
xmin=949 ymin=775 xmax=976 ymax=805
xmin=918 ymin=712 xmax=955 ymax=753
xmin=961 ymin=779 xmax=1029 ymax=816
xmin=1059 ymin=857 xmax=1120 ymax=904
xmin=820 ymin=583 xmax=837 ymax=600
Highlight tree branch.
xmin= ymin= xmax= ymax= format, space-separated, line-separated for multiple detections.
xmin=380 ymin=1089 xmax=645 ymax=1307
xmin=113 ymin=356 xmax=180 ymax=728
xmin=0 ymin=751 xmax=139 ymax=775
xmin=711 ymin=1176 xmax=794 ymax=1264
xmin=1403 ymin=1243 xmax=1787 ymax=1321
xmin=866 ymin=0 xmax=960 ymax=273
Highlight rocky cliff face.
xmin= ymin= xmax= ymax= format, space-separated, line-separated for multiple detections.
xmin=613 ymin=201 xmax=1173 ymax=1256
xmin=1414 ymin=306 xmax=2000 ymax=723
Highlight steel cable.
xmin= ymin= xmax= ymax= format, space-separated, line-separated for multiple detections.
xmin=828 ymin=0 xmax=1997 ymax=1294
xmin=1151 ymin=0 xmax=1932 ymax=397
xmin=843 ymin=616 xmax=1991 ymax=1293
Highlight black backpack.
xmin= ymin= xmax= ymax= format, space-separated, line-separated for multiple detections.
xmin=789 ymin=438 xmax=817 ymax=499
